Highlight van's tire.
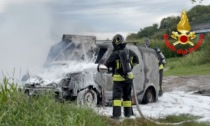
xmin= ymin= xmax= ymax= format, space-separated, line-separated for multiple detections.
xmin=77 ymin=89 xmax=97 ymax=107
xmin=142 ymin=88 xmax=155 ymax=104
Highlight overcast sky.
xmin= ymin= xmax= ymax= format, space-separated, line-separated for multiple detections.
xmin=0 ymin=0 xmax=209 ymax=79
xmin=0 ymin=0 xmax=210 ymax=39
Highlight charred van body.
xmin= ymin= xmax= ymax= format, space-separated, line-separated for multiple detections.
xmin=95 ymin=41 xmax=160 ymax=104
xmin=22 ymin=35 xmax=162 ymax=105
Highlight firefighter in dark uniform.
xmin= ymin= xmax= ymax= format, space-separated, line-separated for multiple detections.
xmin=154 ymin=48 xmax=166 ymax=96
xmin=158 ymin=61 xmax=164 ymax=96
xmin=104 ymin=34 xmax=139 ymax=118
xmin=143 ymin=38 xmax=166 ymax=96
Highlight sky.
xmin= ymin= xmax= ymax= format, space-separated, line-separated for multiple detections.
xmin=0 ymin=0 xmax=209 ymax=79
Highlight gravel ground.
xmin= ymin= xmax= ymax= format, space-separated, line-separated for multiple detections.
xmin=162 ymin=74 xmax=210 ymax=96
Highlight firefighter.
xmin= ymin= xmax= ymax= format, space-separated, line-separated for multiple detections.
xmin=154 ymin=48 xmax=166 ymax=96
xmin=159 ymin=62 xmax=164 ymax=96
xmin=144 ymin=38 xmax=151 ymax=48
xmin=143 ymin=38 xmax=166 ymax=96
xmin=103 ymin=34 xmax=139 ymax=119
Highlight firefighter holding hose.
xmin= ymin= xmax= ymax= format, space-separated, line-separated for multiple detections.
xmin=98 ymin=34 xmax=139 ymax=119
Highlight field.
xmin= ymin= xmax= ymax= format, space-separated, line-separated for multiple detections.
xmin=1 ymin=34 xmax=210 ymax=125
xmin=0 ymin=88 xmax=209 ymax=126
xmin=1 ymin=58 xmax=210 ymax=126
xmin=164 ymin=57 xmax=210 ymax=76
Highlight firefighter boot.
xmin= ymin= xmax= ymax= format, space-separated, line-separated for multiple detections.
xmin=124 ymin=107 xmax=132 ymax=117
xmin=159 ymin=87 xmax=163 ymax=96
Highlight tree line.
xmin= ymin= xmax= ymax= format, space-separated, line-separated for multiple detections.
xmin=126 ymin=5 xmax=210 ymax=40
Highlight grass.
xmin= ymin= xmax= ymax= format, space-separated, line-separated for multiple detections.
xmin=154 ymin=114 xmax=210 ymax=126
xmin=0 ymin=78 xmax=210 ymax=126
xmin=0 ymin=78 xmax=108 ymax=126
xmin=164 ymin=56 xmax=210 ymax=76
xmin=0 ymin=94 xmax=106 ymax=126
xmin=103 ymin=114 xmax=210 ymax=126
xmin=164 ymin=33 xmax=210 ymax=76
xmin=0 ymin=92 xmax=109 ymax=126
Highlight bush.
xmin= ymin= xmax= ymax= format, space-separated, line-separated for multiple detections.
xmin=181 ymin=33 xmax=210 ymax=65
xmin=127 ymin=33 xmax=209 ymax=60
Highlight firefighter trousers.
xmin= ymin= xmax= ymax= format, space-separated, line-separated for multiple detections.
xmin=112 ymin=79 xmax=132 ymax=117
xmin=159 ymin=69 xmax=163 ymax=96
xmin=159 ymin=69 xmax=163 ymax=89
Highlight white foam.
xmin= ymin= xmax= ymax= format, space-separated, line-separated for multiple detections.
xmin=97 ymin=91 xmax=210 ymax=123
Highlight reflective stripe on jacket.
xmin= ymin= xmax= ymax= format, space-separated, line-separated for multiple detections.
xmin=104 ymin=48 xmax=139 ymax=81
xmin=114 ymin=57 xmax=135 ymax=81
xmin=113 ymin=73 xmax=134 ymax=81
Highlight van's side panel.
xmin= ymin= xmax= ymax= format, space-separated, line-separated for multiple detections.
xmin=95 ymin=43 xmax=160 ymax=104
xmin=138 ymin=46 xmax=160 ymax=102
xmin=126 ymin=45 xmax=145 ymax=95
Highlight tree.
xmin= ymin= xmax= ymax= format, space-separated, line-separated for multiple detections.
xmin=137 ymin=23 xmax=159 ymax=38
xmin=126 ymin=4 xmax=209 ymax=40
xmin=191 ymin=0 xmax=203 ymax=3
xmin=126 ymin=33 xmax=138 ymax=40
xmin=187 ymin=5 xmax=210 ymax=25
xmin=159 ymin=16 xmax=180 ymax=30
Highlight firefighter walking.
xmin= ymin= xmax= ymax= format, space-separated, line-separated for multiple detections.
xmin=103 ymin=34 xmax=139 ymax=119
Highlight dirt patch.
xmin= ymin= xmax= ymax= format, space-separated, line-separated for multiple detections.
xmin=162 ymin=74 xmax=210 ymax=96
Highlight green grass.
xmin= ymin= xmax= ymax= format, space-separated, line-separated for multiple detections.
xmin=154 ymin=114 xmax=209 ymax=126
xmin=0 ymin=92 xmax=108 ymax=126
xmin=0 ymin=78 xmax=210 ymax=126
xmin=164 ymin=57 xmax=210 ymax=76
xmin=0 ymin=78 xmax=108 ymax=126
xmin=104 ymin=114 xmax=210 ymax=126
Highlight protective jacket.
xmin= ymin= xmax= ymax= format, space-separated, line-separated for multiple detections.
xmin=154 ymin=48 xmax=166 ymax=70
xmin=105 ymin=48 xmax=139 ymax=81
xmin=104 ymin=47 xmax=139 ymax=117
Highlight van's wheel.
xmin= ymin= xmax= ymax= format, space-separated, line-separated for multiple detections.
xmin=142 ymin=88 xmax=155 ymax=104
xmin=77 ymin=89 xmax=97 ymax=107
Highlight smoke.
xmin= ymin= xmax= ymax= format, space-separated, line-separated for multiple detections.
xmin=0 ymin=0 xmax=53 ymax=80
xmin=0 ymin=0 xmax=126 ymax=81
xmin=0 ymin=0 xmax=100 ymax=82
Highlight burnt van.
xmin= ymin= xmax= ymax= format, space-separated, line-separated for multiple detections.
xmin=22 ymin=35 xmax=161 ymax=105
xmin=95 ymin=40 xmax=160 ymax=105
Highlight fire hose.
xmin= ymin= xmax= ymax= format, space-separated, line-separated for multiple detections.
xmin=98 ymin=64 xmax=192 ymax=125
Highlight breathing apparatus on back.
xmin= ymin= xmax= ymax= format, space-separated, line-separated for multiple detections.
xmin=112 ymin=34 xmax=132 ymax=79
xmin=154 ymin=47 xmax=166 ymax=65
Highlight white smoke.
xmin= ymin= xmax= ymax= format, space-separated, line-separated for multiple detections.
xmin=0 ymin=0 xmax=54 ymax=80
xmin=0 ymin=0 xmax=100 ymax=82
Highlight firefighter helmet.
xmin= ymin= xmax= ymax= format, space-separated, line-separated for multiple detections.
xmin=144 ymin=38 xmax=151 ymax=47
xmin=112 ymin=34 xmax=126 ymax=49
